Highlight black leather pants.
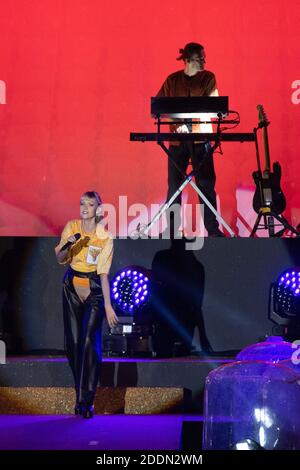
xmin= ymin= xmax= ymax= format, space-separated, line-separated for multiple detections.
xmin=62 ymin=267 xmax=104 ymax=405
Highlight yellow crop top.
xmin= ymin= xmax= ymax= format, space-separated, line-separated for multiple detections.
xmin=55 ymin=220 xmax=113 ymax=275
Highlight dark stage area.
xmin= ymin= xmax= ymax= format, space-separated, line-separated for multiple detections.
xmin=1 ymin=237 xmax=300 ymax=451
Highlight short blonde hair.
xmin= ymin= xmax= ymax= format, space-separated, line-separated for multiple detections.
xmin=81 ymin=191 xmax=102 ymax=205
xmin=81 ymin=191 xmax=103 ymax=223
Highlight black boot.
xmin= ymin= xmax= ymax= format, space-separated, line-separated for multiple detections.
xmin=74 ymin=402 xmax=84 ymax=415
xmin=82 ymin=403 xmax=94 ymax=419
xmin=81 ymin=390 xmax=95 ymax=418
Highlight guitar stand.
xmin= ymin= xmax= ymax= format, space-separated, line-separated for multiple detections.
xmin=250 ymin=207 xmax=300 ymax=237
xmin=136 ymin=115 xmax=236 ymax=238
xmin=250 ymin=125 xmax=300 ymax=238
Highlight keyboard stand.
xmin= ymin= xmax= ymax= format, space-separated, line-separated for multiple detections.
xmin=136 ymin=114 xmax=236 ymax=238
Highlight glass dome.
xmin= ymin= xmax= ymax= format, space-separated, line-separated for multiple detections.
xmin=203 ymin=359 xmax=300 ymax=450
xmin=236 ymin=336 xmax=296 ymax=363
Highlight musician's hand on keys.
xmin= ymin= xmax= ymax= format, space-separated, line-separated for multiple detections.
xmin=175 ymin=124 xmax=189 ymax=133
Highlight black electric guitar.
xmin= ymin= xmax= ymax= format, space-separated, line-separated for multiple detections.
xmin=252 ymin=105 xmax=286 ymax=215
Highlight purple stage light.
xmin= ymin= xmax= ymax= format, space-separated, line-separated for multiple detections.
xmin=272 ymin=268 xmax=300 ymax=325
xmin=278 ymin=269 xmax=300 ymax=295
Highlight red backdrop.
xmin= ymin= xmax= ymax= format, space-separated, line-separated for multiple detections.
xmin=0 ymin=0 xmax=299 ymax=236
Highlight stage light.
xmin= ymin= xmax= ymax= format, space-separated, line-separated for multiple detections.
xmin=231 ymin=439 xmax=264 ymax=450
xmin=111 ymin=266 xmax=150 ymax=315
xmin=104 ymin=266 xmax=154 ymax=357
xmin=269 ymin=268 xmax=300 ymax=326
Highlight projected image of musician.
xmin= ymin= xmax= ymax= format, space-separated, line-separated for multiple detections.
xmin=55 ymin=191 xmax=118 ymax=418
xmin=157 ymin=42 xmax=225 ymax=237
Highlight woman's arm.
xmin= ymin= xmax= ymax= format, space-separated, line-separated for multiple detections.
xmin=100 ymin=273 xmax=119 ymax=328
xmin=54 ymin=221 xmax=74 ymax=265
xmin=55 ymin=235 xmax=77 ymax=264
xmin=55 ymin=246 xmax=69 ymax=264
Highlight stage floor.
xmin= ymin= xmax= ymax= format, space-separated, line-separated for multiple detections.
xmin=0 ymin=414 xmax=203 ymax=450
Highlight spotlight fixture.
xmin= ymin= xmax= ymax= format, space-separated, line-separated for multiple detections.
xmin=104 ymin=266 xmax=154 ymax=357
xmin=111 ymin=266 xmax=150 ymax=315
xmin=269 ymin=268 xmax=300 ymax=326
xmin=231 ymin=439 xmax=264 ymax=450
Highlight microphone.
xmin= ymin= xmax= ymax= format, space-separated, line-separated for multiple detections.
xmin=59 ymin=233 xmax=81 ymax=252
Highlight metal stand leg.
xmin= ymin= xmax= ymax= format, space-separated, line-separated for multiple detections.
xmin=250 ymin=208 xmax=300 ymax=237
xmin=272 ymin=213 xmax=300 ymax=237
xmin=136 ymin=141 xmax=236 ymax=238
xmin=187 ymin=178 xmax=235 ymax=237
xmin=250 ymin=212 xmax=263 ymax=237
xmin=161 ymin=142 xmax=235 ymax=237
xmin=138 ymin=172 xmax=194 ymax=237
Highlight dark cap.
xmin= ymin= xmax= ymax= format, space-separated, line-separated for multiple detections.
xmin=176 ymin=42 xmax=204 ymax=61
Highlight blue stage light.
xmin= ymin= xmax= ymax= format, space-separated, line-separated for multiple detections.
xmin=278 ymin=270 xmax=300 ymax=296
xmin=111 ymin=266 xmax=150 ymax=315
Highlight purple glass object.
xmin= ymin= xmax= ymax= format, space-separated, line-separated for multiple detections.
xmin=236 ymin=336 xmax=296 ymax=363
xmin=203 ymin=336 xmax=300 ymax=450
xmin=203 ymin=360 xmax=300 ymax=450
